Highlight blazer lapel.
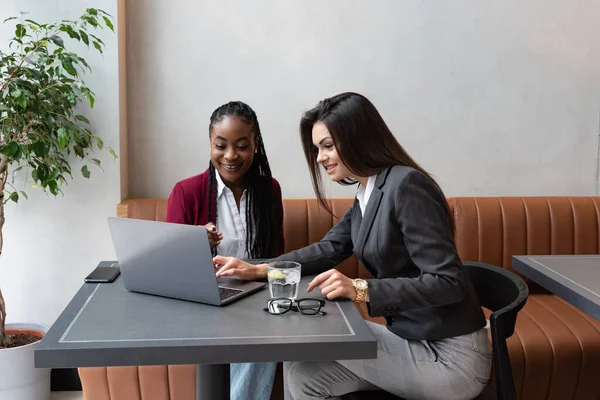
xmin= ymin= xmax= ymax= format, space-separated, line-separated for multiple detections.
xmin=353 ymin=168 xmax=391 ymax=257
xmin=350 ymin=198 xmax=362 ymax=242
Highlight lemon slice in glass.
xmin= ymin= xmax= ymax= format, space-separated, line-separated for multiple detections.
xmin=267 ymin=270 xmax=286 ymax=279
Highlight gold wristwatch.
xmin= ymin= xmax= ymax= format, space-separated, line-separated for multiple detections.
xmin=352 ymin=278 xmax=368 ymax=302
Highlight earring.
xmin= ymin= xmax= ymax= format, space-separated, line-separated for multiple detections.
xmin=255 ymin=150 xmax=258 ymax=154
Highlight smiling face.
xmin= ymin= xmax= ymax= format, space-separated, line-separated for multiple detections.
xmin=210 ymin=116 xmax=258 ymax=187
xmin=311 ymin=121 xmax=354 ymax=182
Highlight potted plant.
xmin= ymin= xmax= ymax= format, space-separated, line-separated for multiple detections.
xmin=0 ymin=8 xmax=116 ymax=400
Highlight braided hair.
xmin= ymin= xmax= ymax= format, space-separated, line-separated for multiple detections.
xmin=207 ymin=101 xmax=279 ymax=258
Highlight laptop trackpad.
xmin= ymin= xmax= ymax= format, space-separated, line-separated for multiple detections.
xmin=218 ymin=286 xmax=243 ymax=300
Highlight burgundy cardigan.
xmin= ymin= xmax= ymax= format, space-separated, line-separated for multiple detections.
xmin=166 ymin=169 xmax=285 ymax=257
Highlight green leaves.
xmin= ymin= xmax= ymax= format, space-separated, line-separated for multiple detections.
xmin=48 ymin=168 xmax=60 ymax=181
xmin=31 ymin=142 xmax=50 ymax=157
xmin=60 ymin=26 xmax=80 ymax=41
xmin=1 ymin=142 xmax=20 ymax=158
xmin=94 ymin=135 xmax=104 ymax=150
xmin=102 ymin=17 xmax=114 ymax=32
xmin=80 ymin=87 xmax=96 ymax=108
xmin=57 ymin=127 xmax=68 ymax=148
xmin=75 ymin=115 xmax=90 ymax=124
xmin=16 ymin=95 xmax=27 ymax=109
xmin=81 ymin=165 xmax=90 ymax=178
xmin=1 ymin=141 xmax=23 ymax=162
xmin=62 ymin=58 xmax=77 ymax=76
xmin=15 ymin=24 xmax=25 ymax=38
xmin=9 ymin=89 xmax=28 ymax=109
xmin=79 ymin=31 xmax=89 ymax=46
xmin=73 ymin=145 xmax=85 ymax=158
xmin=48 ymin=35 xmax=64 ymax=48
xmin=0 ymin=9 xmax=117 ymax=203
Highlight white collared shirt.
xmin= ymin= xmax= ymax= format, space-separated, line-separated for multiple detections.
xmin=355 ymin=175 xmax=377 ymax=216
xmin=214 ymin=172 xmax=250 ymax=259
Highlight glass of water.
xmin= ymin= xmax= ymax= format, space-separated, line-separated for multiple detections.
xmin=267 ymin=261 xmax=301 ymax=300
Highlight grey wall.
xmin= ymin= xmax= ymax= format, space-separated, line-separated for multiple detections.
xmin=128 ymin=0 xmax=600 ymax=199
xmin=1 ymin=0 xmax=120 ymax=327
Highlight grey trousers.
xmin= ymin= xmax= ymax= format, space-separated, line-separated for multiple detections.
xmin=285 ymin=322 xmax=491 ymax=400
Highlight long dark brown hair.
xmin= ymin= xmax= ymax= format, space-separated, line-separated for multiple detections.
xmin=299 ymin=92 xmax=455 ymax=232
xmin=207 ymin=101 xmax=280 ymax=258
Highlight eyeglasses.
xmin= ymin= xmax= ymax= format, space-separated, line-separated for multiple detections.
xmin=264 ymin=298 xmax=326 ymax=316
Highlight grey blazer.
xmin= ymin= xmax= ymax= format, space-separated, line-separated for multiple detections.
xmin=273 ymin=166 xmax=486 ymax=340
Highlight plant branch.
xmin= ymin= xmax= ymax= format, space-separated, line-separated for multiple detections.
xmin=0 ymin=169 xmax=9 ymax=348
xmin=0 ymin=288 xmax=8 ymax=348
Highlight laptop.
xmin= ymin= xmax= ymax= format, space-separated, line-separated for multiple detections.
xmin=107 ymin=217 xmax=265 ymax=306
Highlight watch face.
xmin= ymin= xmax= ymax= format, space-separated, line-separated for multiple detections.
xmin=356 ymin=280 xmax=368 ymax=290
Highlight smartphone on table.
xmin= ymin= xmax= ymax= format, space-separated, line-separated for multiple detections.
xmin=84 ymin=261 xmax=120 ymax=283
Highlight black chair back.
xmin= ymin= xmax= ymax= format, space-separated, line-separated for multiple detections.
xmin=463 ymin=262 xmax=529 ymax=400
xmin=343 ymin=261 xmax=529 ymax=400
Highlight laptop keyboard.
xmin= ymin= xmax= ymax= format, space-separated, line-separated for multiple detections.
xmin=219 ymin=286 xmax=243 ymax=300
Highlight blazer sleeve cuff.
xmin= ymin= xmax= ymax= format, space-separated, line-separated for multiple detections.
xmin=366 ymin=280 xmax=401 ymax=318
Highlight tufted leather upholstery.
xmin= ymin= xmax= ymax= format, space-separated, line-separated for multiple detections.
xmin=449 ymin=197 xmax=600 ymax=400
xmin=79 ymin=197 xmax=600 ymax=400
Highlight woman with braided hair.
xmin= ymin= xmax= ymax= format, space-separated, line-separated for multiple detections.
xmin=166 ymin=100 xmax=284 ymax=399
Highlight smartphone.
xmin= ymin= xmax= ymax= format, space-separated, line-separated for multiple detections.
xmin=85 ymin=261 xmax=120 ymax=283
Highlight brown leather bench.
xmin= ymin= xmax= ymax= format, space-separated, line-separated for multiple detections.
xmin=449 ymin=197 xmax=600 ymax=400
xmin=79 ymin=197 xmax=600 ymax=400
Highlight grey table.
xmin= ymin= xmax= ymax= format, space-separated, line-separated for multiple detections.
xmin=34 ymin=274 xmax=377 ymax=400
xmin=513 ymin=255 xmax=600 ymax=321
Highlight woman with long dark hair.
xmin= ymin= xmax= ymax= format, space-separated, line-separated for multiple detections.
xmin=167 ymin=101 xmax=284 ymax=400
xmin=214 ymin=93 xmax=490 ymax=400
